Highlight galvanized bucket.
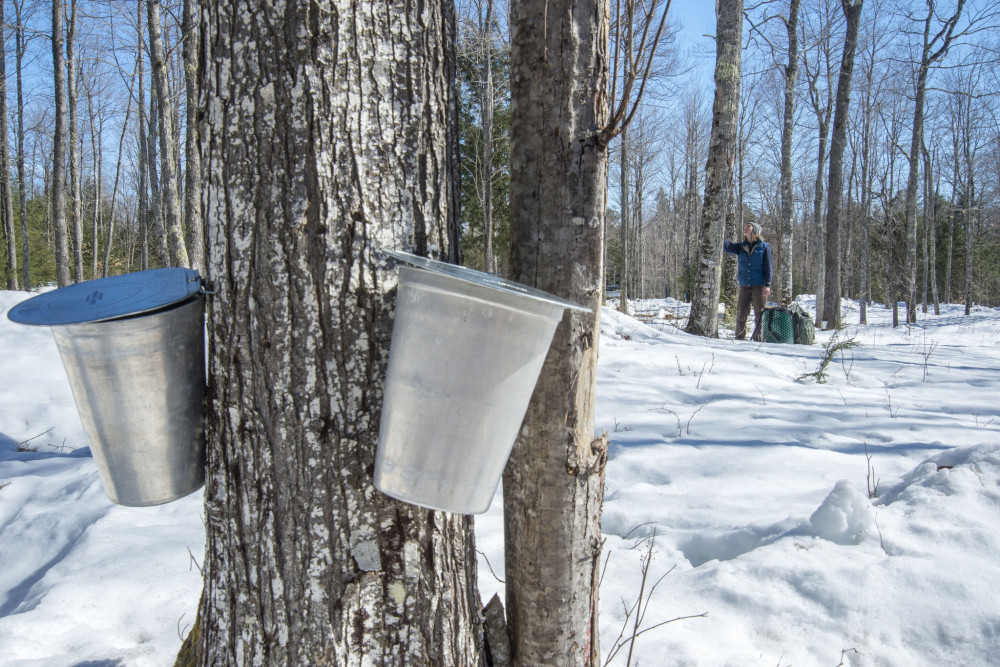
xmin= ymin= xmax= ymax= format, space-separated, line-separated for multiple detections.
xmin=374 ymin=252 xmax=590 ymax=514
xmin=8 ymin=269 xmax=206 ymax=506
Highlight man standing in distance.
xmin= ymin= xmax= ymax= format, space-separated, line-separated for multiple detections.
xmin=724 ymin=222 xmax=773 ymax=341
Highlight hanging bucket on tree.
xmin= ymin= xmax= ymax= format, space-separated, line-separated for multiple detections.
xmin=374 ymin=251 xmax=590 ymax=514
xmin=7 ymin=268 xmax=207 ymax=507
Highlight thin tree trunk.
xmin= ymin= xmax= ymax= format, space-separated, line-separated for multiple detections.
xmin=67 ymin=0 xmax=82 ymax=282
xmin=182 ymin=0 xmax=481 ymax=663
xmin=619 ymin=130 xmax=631 ymax=310
xmin=52 ymin=0 xmax=70 ymax=287
xmin=147 ymin=96 xmax=167 ymax=262
xmin=87 ymin=82 xmax=102 ymax=278
xmin=903 ymin=0 xmax=966 ymax=323
xmin=148 ymin=0 xmax=189 ymax=267
xmin=16 ymin=0 xmax=29 ymax=288
xmin=104 ymin=66 xmax=136 ymax=277
xmin=920 ymin=144 xmax=929 ymax=313
xmin=503 ymin=0 xmax=609 ymax=660
xmin=926 ymin=147 xmax=940 ymax=313
xmin=778 ymin=0 xmax=800 ymax=306
xmin=137 ymin=0 xmax=149 ymax=271
xmin=804 ymin=15 xmax=833 ymax=325
xmin=963 ymin=132 xmax=975 ymax=315
xmin=859 ymin=108 xmax=872 ymax=325
xmin=821 ymin=0 xmax=863 ymax=330
xmin=480 ymin=0 xmax=496 ymax=274
xmin=0 ymin=2 xmax=17 ymax=290
xmin=686 ymin=0 xmax=744 ymax=338
xmin=182 ymin=0 xmax=203 ymax=272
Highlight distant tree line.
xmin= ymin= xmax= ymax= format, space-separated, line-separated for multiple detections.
xmin=5 ymin=0 xmax=998 ymax=324
xmin=455 ymin=0 xmax=1000 ymax=326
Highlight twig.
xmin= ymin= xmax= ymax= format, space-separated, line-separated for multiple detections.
xmin=654 ymin=405 xmax=682 ymax=438
xmin=16 ymin=427 xmax=55 ymax=451
xmin=687 ymin=399 xmax=715 ymax=435
xmin=754 ymin=384 xmax=769 ymax=406
xmin=884 ymin=390 xmax=900 ymax=418
xmin=873 ymin=512 xmax=887 ymax=556
xmin=628 ymin=612 xmax=709 ymax=639
xmin=477 ymin=550 xmax=505 ymax=584
xmin=837 ymin=648 xmax=862 ymax=666
xmin=921 ymin=339 xmax=939 ymax=382
xmin=187 ymin=547 xmax=204 ymax=574
xmin=864 ymin=442 xmax=881 ymax=499
xmin=836 ymin=387 xmax=848 ymax=406
xmin=695 ymin=361 xmax=709 ymax=389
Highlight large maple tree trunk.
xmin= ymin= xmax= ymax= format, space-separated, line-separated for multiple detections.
xmin=180 ymin=1 xmax=482 ymax=663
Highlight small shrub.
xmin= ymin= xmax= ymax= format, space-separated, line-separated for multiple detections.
xmin=797 ymin=332 xmax=860 ymax=384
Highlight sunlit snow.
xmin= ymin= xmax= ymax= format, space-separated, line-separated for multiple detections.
xmin=2 ymin=290 xmax=999 ymax=665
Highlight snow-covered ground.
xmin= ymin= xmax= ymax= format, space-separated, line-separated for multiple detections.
xmin=2 ymin=289 xmax=999 ymax=665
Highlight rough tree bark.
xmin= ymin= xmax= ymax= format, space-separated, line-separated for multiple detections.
xmin=685 ymin=0 xmax=743 ymax=338
xmin=821 ymin=0 xmax=863 ymax=330
xmin=178 ymin=0 xmax=482 ymax=664
xmin=502 ymin=0 xmax=610 ymax=660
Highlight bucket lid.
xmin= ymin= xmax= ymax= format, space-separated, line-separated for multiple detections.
xmin=386 ymin=250 xmax=591 ymax=314
xmin=7 ymin=268 xmax=204 ymax=326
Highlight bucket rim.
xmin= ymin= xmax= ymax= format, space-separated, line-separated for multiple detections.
xmin=7 ymin=267 xmax=204 ymax=327
xmin=386 ymin=250 xmax=591 ymax=314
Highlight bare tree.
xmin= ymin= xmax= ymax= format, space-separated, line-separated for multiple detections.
xmin=461 ymin=0 xmax=500 ymax=274
xmin=66 ymin=0 xmax=83 ymax=282
xmin=778 ymin=0 xmax=801 ymax=306
xmin=901 ymin=0 xmax=965 ymax=323
xmin=182 ymin=0 xmax=203 ymax=272
xmin=952 ymin=66 xmax=986 ymax=315
xmin=851 ymin=1 xmax=890 ymax=325
xmin=686 ymin=0 xmax=744 ymax=338
xmin=137 ymin=0 xmax=150 ymax=270
xmin=820 ymin=0 xmax=863 ymax=329
xmin=14 ymin=0 xmax=31 ymax=288
xmin=802 ymin=0 xmax=836 ymax=325
xmin=147 ymin=0 xmax=188 ymax=267
xmin=606 ymin=0 xmax=675 ymax=306
xmin=923 ymin=142 xmax=940 ymax=314
xmin=52 ymin=0 xmax=70 ymax=287
xmin=1 ymin=2 xmax=17 ymax=290
xmin=104 ymin=63 xmax=137 ymax=277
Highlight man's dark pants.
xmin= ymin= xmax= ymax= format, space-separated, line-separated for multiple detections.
xmin=735 ymin=285 xmax=766 ymax=341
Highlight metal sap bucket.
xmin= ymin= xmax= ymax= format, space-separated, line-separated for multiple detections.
xmin=374 ymin=251 xmax=590 ymax=514
xmin=7 ymin=268 xmax=206 ymax=506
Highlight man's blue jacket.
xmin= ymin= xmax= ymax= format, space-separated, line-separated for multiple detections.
xmin=723 ymin=238 xmax=773 ymax=287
